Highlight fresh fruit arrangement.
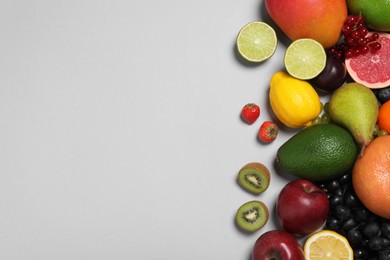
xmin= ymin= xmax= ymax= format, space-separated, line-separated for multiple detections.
xmin=233 ymin=0 xmax=390 ymax=259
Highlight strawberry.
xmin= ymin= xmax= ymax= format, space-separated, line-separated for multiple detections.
xmin=241 ymin=103 xmax=260 ymax=124
xmin=258 ymin=121 xmax=278 ymax=143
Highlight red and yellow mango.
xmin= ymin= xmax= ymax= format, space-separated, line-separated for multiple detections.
xmin=265 ymin=0 xmax=348 ymax=48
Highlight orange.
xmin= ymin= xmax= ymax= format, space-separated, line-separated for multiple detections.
xmin=378 ymin=100 xmax=390 ymax=133
xmin=352 ymin=135 xmax=390 ymax=219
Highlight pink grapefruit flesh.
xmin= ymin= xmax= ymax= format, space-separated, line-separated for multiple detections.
xmin=345 ymin=32 xmax=390 ymax=89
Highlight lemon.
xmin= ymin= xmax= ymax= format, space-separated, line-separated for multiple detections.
xmin=284 ymin=38 xmax=326 ymax=80
xmin=269 ymin=71 xmax=321 ymax=128
xmin=236 ymin=21 xmax=277 ymax=62
xmin=347 ymin=0 xmax=390 ymax=31
xmin=304 ymin=230 xmax=353 ymax=260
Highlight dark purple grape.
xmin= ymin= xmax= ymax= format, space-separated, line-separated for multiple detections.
xmin=310 ymin=55 xmax=347 ymax=92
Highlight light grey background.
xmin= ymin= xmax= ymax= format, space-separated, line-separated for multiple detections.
xmin=0 ymin=0 xmax=308 ymax=259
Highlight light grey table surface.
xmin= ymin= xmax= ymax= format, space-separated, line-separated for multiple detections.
xmin=0 ymin=0 xmax=320 ymax=259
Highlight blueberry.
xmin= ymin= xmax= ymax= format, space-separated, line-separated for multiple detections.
xmin=334 ymin=186 xmax=347 ymax=196
xmin=348 ymin=229 xmax=364 ymax=247
xmin=354 ymin=207 xmax=370 ymax=222
xmin=377 ymin=87 xmax=390 ymax=104
xmin=383 ymin=238 xmax=390 ymax=249
xmin=382 ymin=221 xmax=390 ymax=238
xmin=335 ymin=204 xmax=352 ymax=220
xmin=354 ymin=248 xmax=369 ymax=259
xmin=345 ymin=193 xmax=361 ymax=208
xmin=329 ymin=194 xmax=344 ymax=207
xmin=379 ymin=249 xmax=390 ymax=260
xmin=326 ymin=216 xmax=341 ymax=231
xmin=369 ymin=237 xmax=385 ymax=251
xmin=343 ymin=218 xmax=358 ymax=230
xmin=338 ymin=172 xmax=352 ymax=184
xmin=327 ymin=179 xmax=340 ymax=190
xmin=363 ymin=222 xmax=381 ymax=238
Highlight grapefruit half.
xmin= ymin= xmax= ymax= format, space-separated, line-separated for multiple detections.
xmin=345 ymin=32 xmax=390 ymax=89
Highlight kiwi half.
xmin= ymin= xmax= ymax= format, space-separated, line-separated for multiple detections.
xmin=235 ymin=200 xmax=269 ymax=232
xmin=237 ymin=162 xmax=270 ymax=194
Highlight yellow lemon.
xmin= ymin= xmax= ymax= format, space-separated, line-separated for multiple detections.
xmin=269 ymin=71 xmax=321 ymax=128
xmin=304 ymin=230 xmax=353 ymax=260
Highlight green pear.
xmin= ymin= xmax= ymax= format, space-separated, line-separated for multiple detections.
xmin=329 ymin=83 xmax=379 ymax=155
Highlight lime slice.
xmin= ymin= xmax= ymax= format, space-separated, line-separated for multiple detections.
xmin=236 ymin=21 xmax=277 ymax=62
xmin=284 ymin=38 xmax=327 ymax=80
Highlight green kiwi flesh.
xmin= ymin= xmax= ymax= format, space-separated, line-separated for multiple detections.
xmin=237 ymin=162 xmax=270 ymax=194
xmin=235 ymin=200 xmax=269 ymax=232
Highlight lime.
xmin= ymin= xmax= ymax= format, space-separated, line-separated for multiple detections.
xmin=284 ymin=38 xmax=326 ymax=80
xmin=236 ymin=21 xmax=277 ymax=63
xmin=347 ymin=0 xmax=390 ymax=31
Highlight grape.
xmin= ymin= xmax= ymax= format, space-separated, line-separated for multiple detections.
xmin=377 ymin=130 xmax=389 ymax=137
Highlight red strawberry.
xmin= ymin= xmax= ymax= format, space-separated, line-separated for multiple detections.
xmin=241 ymin=103 xmax=260 ymax=124
xmin=258 ymin=121 xmax=278 ymax=143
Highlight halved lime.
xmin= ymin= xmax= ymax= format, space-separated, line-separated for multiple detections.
xmin=284 ymin=38 xmax=327 ymax=80
xmin=236 ymin=21 xmax=277 ymax=62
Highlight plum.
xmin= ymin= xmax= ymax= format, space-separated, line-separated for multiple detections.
xmin=311 ymin=55 xmax=347 ymax=92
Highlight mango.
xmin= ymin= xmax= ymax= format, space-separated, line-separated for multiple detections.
xmin=265 ymin=0 xmax=348 ymax=48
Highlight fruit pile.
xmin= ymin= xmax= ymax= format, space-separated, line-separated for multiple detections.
xmin=233 ymin=0 xmax=390 ymax=259
xmin=316 ymin=171 xmax=390 ymax=259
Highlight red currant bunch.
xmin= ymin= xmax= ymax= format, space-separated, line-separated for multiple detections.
xmin=328 ymin=15 xmax=381 ymax=59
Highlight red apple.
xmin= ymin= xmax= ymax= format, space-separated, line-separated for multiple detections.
xmin=276 ymin=179 xmax=329 ymax=236
xmin=252 ymin=230 xmax=305 ymax=260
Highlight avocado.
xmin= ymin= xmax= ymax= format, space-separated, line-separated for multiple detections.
xmin=276 ymin=123 xmax=358 ymax=181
